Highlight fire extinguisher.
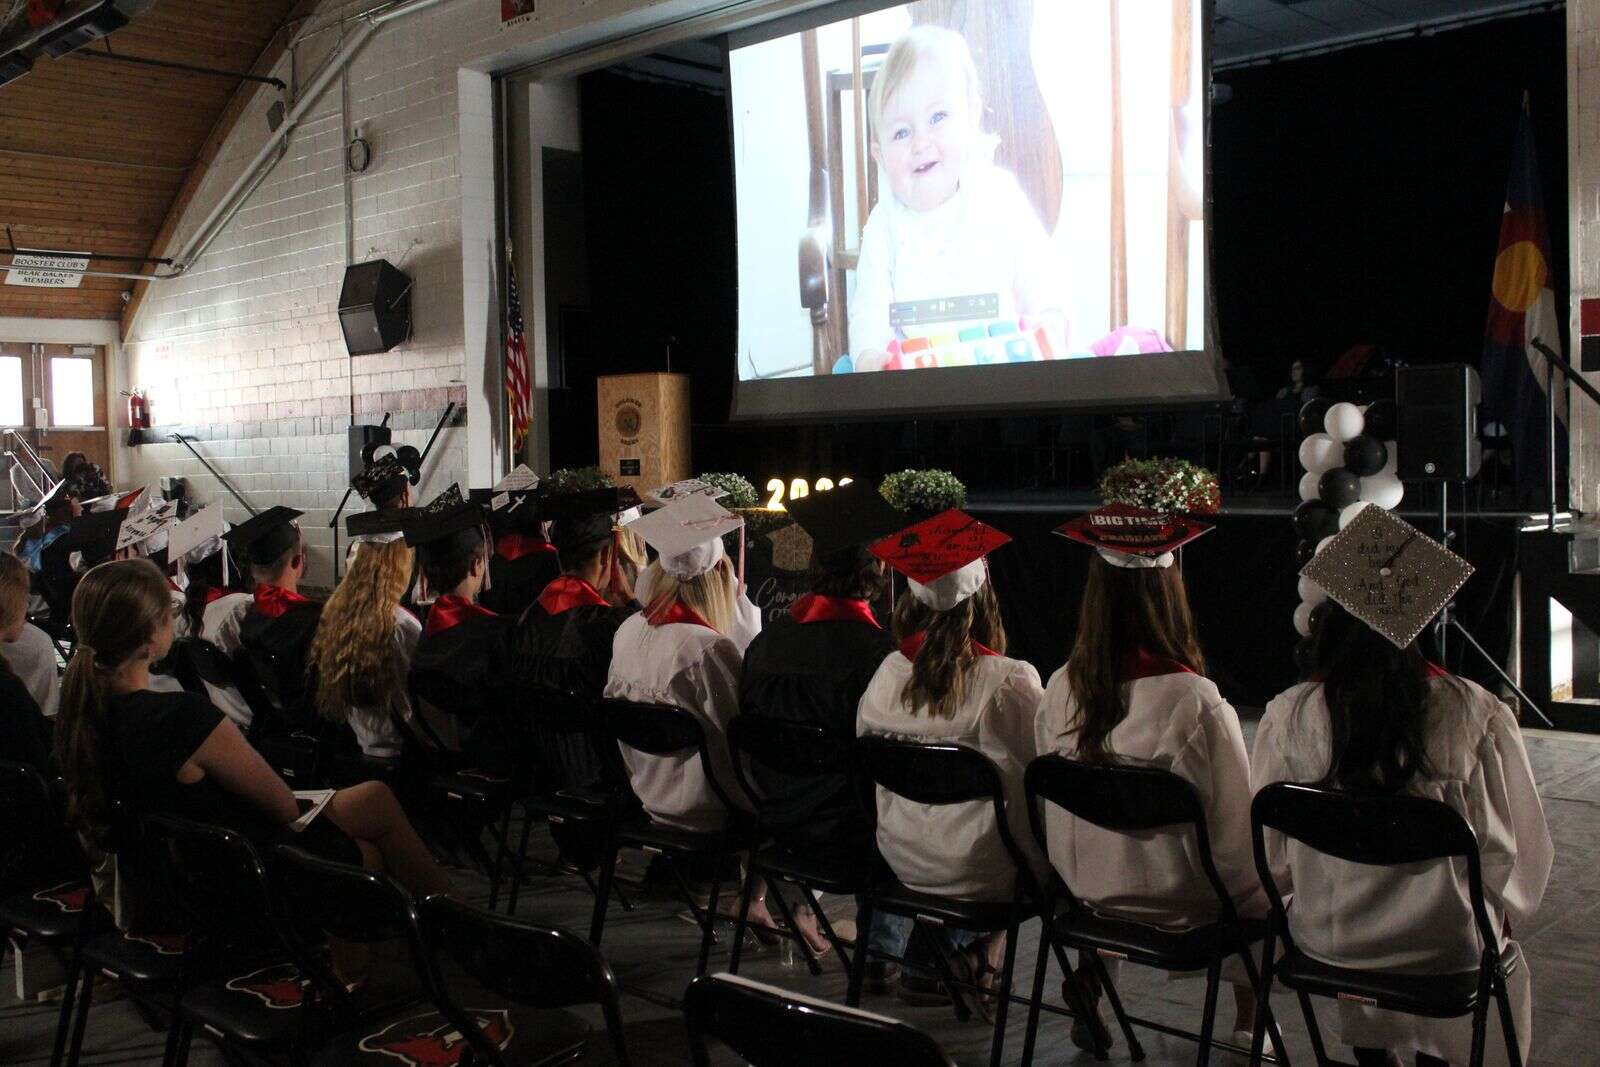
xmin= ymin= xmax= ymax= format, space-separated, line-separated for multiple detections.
xmin=123 ymin=390 xmax=149 ymax=429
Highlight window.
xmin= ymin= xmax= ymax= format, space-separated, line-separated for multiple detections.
xmin=0 ymin=357 xmax=22 ymax=426
xmin=50 ymin=357 xmax=94 ymax=427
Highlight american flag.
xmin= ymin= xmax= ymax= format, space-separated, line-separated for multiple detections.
xmin=504 ymin=250 xmax=531 ymax=450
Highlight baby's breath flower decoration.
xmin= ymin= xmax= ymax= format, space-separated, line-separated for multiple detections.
xmin=544 ymin=466 xmax=614 ymax=493
xmin=879 ymin=469 xmax=967 ymax=513
xmin=696 ymin=472 xmax=759 ymax=510
xmin=1098 ymin=457 xmax=1221 ymax=514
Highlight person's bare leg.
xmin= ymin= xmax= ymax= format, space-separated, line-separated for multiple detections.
xmin=1232 ymin=980 xmax=1256 ymax=1035
xmin=326 ymin=781 xmax=454 ymax=897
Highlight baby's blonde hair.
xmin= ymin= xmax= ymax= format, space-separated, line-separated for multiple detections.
xmin=868 ymin=25 xmax=985 ymax=148
xmin=643 ymin=555 xmax=737 ymax=636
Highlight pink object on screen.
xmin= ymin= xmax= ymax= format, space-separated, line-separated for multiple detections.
xmin=1088 ymin=326 xmax=1175 ymax=357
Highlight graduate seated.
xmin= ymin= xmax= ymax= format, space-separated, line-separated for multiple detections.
xmin=14 ymin=480 xmax=80 ymax=572
xmin=155 ymin=504 xmax=257 ymax=730
xmin=406 ymin=492 xmax=518 ymax=773
xmin=1254 ymin=510 xmax=1552 ymax=1067
xmin=307 ymin=509 xmax=418 ymax=760
xmin=228 ymin=507 xmax=323 ymax=726
xmin=0 ymin=551 xmax=54 ymax=771
xmin=53 ymin=558 xmax=453 ymax=927
xmin=857 ymin=510 xmax=1047 ymax=1007
xmin=1042 ymin=506 xmax=1266 ymax=1045
xmin=476 ymin=487 xmax=561 ymax=618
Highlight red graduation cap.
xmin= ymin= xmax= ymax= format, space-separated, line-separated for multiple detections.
xmin=1054 ymin=503 xmax=1212 ymax=568
xmin=869 ymin=509 xmax=1011 ymax=610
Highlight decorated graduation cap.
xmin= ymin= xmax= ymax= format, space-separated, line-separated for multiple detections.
xmin=221 ymin=506 xmax=303 ymax=568
xmin=623 ymin=492 xmax=743 ymax=580
xmin=1054 ymin=503 xmax=1213 ymax=570
xmin=116 ymin=499 xmax=178 ymax=554
xmin=644 ymin=478 xmax=727 ymax=510
xmin=870 ymin=508 xmax=1011 ymax=611
xmin=168 ymin=503 xmax=230 ymax=585
xmin=38 ymin=479 xmax=77 ymax=518
xmin=783 ymin=480 xmax=907 ymax=565
xmin=403 ymin=484 xmax=485 ymax=548
xmin=351 ymin=443 xmax=420 ymax=506
xmin=1299 ymin=505 xmax=1474 ymax=650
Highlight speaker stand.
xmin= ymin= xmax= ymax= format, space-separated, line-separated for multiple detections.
xmin=1431 ymin=481 xmax=1553 ymax=727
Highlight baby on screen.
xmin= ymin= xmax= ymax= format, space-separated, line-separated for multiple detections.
xmin=846 ymin=25 xmax=1067 ymax=372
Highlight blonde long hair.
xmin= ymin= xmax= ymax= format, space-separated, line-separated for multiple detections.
xmin=309 ymin=539 xmax=413 ymax=731
xmin=643 ymin=555 xmax=737 ymax=636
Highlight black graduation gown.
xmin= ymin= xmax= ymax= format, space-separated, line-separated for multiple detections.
xmin=0 ymin=664 xmax=52 ymax=772
xmin=238 ymin=600 xmax=323 ymax=731
xmin=411 ymin=609 xmax=521 ymax=776
xmin=479 ymin=538 xmax=561 ymax=618
xmin=739 ymin=606 xmax=897 ymax=872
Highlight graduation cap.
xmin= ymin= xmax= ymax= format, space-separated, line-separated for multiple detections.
xmin=540 ymin=486 xmax=630 ymax=558
xmin=168 ymin=504 xmax=230 ymax=585
xmin=346 ymin=507 xmax=411 ymax=545
xmin=351 ymin=452 xmax=411 ymax=503
xmin=1299 ymin=505 xmax=1474 ymax=650
xmin=492 ymin=464 xmax=540 ymax=495
xmin=869 ymin=508 xmax=1011 ymax=611
xmin=644 ymin=479 xmax=727 ymax=509
xmin=402 ymin=501 xmax=486 ymax=548
xmin=116 ymin=500 xmax=178 ymax=554
xmin=1054 ymin=503 xmax=1213 ymax=570
xmin=783 ymin=480 xmax=907 ymax=565
xmin=221 ymin=506 xmax=303 ymax=567
xmin=38 ymin=479 xmax=77 ymax=517
xmin=48 ymin=509 xmax=126 ymax=567
xmin=623 ymin=493 xmax=743 ymax=579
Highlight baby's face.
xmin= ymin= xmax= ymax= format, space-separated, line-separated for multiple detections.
xmin=874 ymin=53 xmax=975 ymax=212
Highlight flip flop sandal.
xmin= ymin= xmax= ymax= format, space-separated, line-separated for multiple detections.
xmin=950 ymin=944 xmax=998 ymax=1025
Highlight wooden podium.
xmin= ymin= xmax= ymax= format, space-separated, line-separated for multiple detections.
xmin=597 ymin=372 xmax=691 ymax=493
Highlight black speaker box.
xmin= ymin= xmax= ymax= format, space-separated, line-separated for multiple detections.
xmin=338 ymin=259 xmax=411 ymax=355
xmin=1396 ymin=364 xmax=1482 ymax=481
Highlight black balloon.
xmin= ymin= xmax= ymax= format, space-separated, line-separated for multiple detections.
xmin=1295 ymin=539 xmax=1316 ymax=565
xmin=1363 ymin=400 xmax=1398 ymax=440
xmin=1293 ymin=500 xmax=1338 ymax=541
xmin=1318 ymin=468 xmax=1362 ymax=509
xmin=1298 ymin=397 xmax=1334 ymax=437
xmin=1293 ymin=637 xmax=1317 ymax=678
xmin=1343 ymin=434 xmax=1387 ymax=477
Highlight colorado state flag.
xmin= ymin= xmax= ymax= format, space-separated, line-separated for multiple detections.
xmin=1483 ymin=99 xmax=1566 ymax=496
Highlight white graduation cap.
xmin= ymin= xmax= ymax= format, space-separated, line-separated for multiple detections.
xmin=623 ymin=493 xmax=744 ymax=580
xmin=492 ymin=464 xmax=540 ymax=494
xmin=168 ymin=503 xmax=230 ymax=585
xmin=117 ymin=499 xmax=179 ymax=554
xmin=644 ymin=479 xmax=728 ymax=509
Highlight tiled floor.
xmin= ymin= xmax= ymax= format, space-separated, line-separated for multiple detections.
xmin=2 ymin=728 xmax=1597 ymax=1066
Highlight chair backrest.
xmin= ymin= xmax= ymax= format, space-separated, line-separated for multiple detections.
xmin=143 ymin=815 xmax=278 ymax=946
xmin=529 ymin=686 xmax=601 ymax=737
xmin=1250 ymin=783 xmax=1495 ymax=951
xmin=0 ymin=759 xmax=83 ymax=897
xmin=419 ymin=894 xmax=629 ymax=1066
xmin=728 ymin=714 xmax=858 ymax=826
xmin=684 ymin=973 xmax=956 ymax=1067
xmin=602 ymin=698 xmax=743 ymax=815
xmin=1025 ymin=753 xmax=1235 ymax=921
xmin=165 ymin=636 xmax=237 ymax=691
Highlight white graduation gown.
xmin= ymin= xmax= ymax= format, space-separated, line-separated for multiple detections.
xmin=1035 ymin=663 xmax=1266 ymax=929
xmin=603 ymin=614 xmax=753 ymax=831
xmin=856 ymin=650 xmax=1046 ymax=900
xmin=202 ymin=592 xmax=254 ymax=656
xmin=0 ymin=622 xmax=59 ymax=717
xmin=1252 ymin=676 xmax=1552 ymax=1066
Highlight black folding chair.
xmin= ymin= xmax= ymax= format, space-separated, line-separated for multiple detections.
xmin=685 ymin=972 xmax=957 ymax=1067
xmin=591 ymin=698 xmax=760 ymax=979
xmin=1249 ymin=783 xmax=1524 ymax=1067
xmin=240 ymin=641 xmax=331 ymax=786
xmin=0 ymin=760 xmax=108 ymax=1067
xmin=420 ymin=893 xmax=630 ymax=1066
xmin=725 ymin=714 xmax=870 ymax=982
xmin=850 ymin=737 xmax=1042 ymax=1067
xmin=1020 ymin=754 xmax=1290 ymax=1066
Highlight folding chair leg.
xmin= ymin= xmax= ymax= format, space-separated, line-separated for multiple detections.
xmin=1195 ymin=958 xmax=1223 ymax=1067
xmin=1468 ymin=969 xmax=1494 ymax=1067
xmin=696 ymin=861 xmax=724 ymax=977
xmin=505 ymin=809 xmax=538 ymax=914
xmin=63 ymin=960 xmax=95 ymax=1067
xmin=1493 ymin=973 xmax=1524 ymax=1067
xmin=1236 ymin=945 xmax=1290 ymax=1067
xmin=1296 ymin=990 xmax=1333 ymax=1067
xmin=727 ymin=862 xmax=758 ymax=975
xmin=485 ymin=805 xmax=514 ymax=911
xmin=1090 ymin=951 xmax=1144 ymax=1061
xmin=171 ymin=1023 xmax=193 ymax=1067
xmin=763 ymin=881 xmax=822 ymax=977
xmin=988 ymin=916 xmax=1022 ymax=1067
xmin=48 ymin=956 xmax=84 ymax=1067
xmin=589 ymin=843 xmax=620 ymax=946
xmin=846 ymin=898 xmax=874 ymax=1007
xmin=1047 ymin=941 xmax=1109 ymax=1060
xmin=922 ymin=929 xmax=973 ymax=1024
xmin=1018 ymin=921 xmax=1053 ymax=1067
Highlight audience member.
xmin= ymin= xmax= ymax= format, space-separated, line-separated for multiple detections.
xmin=0 ymin=551 xmax=53 ymax=769
xmin=0 ymin=550 xmax=61 ymax=717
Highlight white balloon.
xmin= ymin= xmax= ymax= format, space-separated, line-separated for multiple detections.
xmin=1361 ymin=474 xmax=1404 ymax=510
xmin=1316 ymin=534 xmax=1337 ymax=555
xmin=1324 ymin=402 xmax=1366 ymax=443
xmin=1293 ymin=600 xmax=1315 ymax=637
xmin=1298 ymin=471 xmax=1321 ymax=502
xmin=1298 ymin=576 xmax=1328 ymax=606
xmin=1380 ymin=440 xmax=1398 ymax=477
xmin=1339 ymin=501 xmax=1372 ymax=528
xmin=1298 ymin=434 xmax=1344 ymax=474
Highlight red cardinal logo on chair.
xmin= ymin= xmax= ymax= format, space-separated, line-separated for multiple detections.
xmin=32 ymin=882 xmax=88 ymax=912
xmin=224 ymin=964 xmax=308 ymax=1009
xmin=357 ymin=1009 xmax=514 ymax=1065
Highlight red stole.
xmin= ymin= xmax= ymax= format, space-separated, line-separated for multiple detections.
xmin=496 ymin=532 xmax=557 ymax=562
xmin=1120 ymin=648 xmax=1197 ymax=683
xmin=252 ymin=583 xmax=311 ymax=620
xmin=202 ymin=586 xmax=231 ymax=606
xmin=424 ymin=594 xmax=497 ymax=637
xmin=1424 ymin=662 xmax=1449 ymax=680
xmin=790 ymin=594 xmax=880 ymax=628
xmin=647 ymin=600 xmax=718 ymax=632
xmin=537 ymin=576 xmax=609 ymax=616
xmin=899 ymin=631 xmax=1000 ymax=660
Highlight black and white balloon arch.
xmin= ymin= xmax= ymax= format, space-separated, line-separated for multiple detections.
xmin=1293 ymin=399 xmax=1402 ymax=670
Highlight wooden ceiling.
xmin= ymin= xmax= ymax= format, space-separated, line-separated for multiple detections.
xmin=0 ymin=0 xmax=301 ymax=324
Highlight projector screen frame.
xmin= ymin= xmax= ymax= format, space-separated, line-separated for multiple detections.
xmin=724 ymin=0 xmax=1227 ymax=424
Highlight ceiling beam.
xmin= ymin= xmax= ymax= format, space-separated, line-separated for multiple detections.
xmin=118 ymin=0 xmax=318 ymax=342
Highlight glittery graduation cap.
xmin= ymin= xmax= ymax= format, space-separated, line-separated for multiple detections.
xmin=870 ymin=508 xmax=1011 ymax=611
xmin=1299 ymin=505 xmax=1474 ymax=650
xmin=1054 ymin=503 xmax=1213 ymax=570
